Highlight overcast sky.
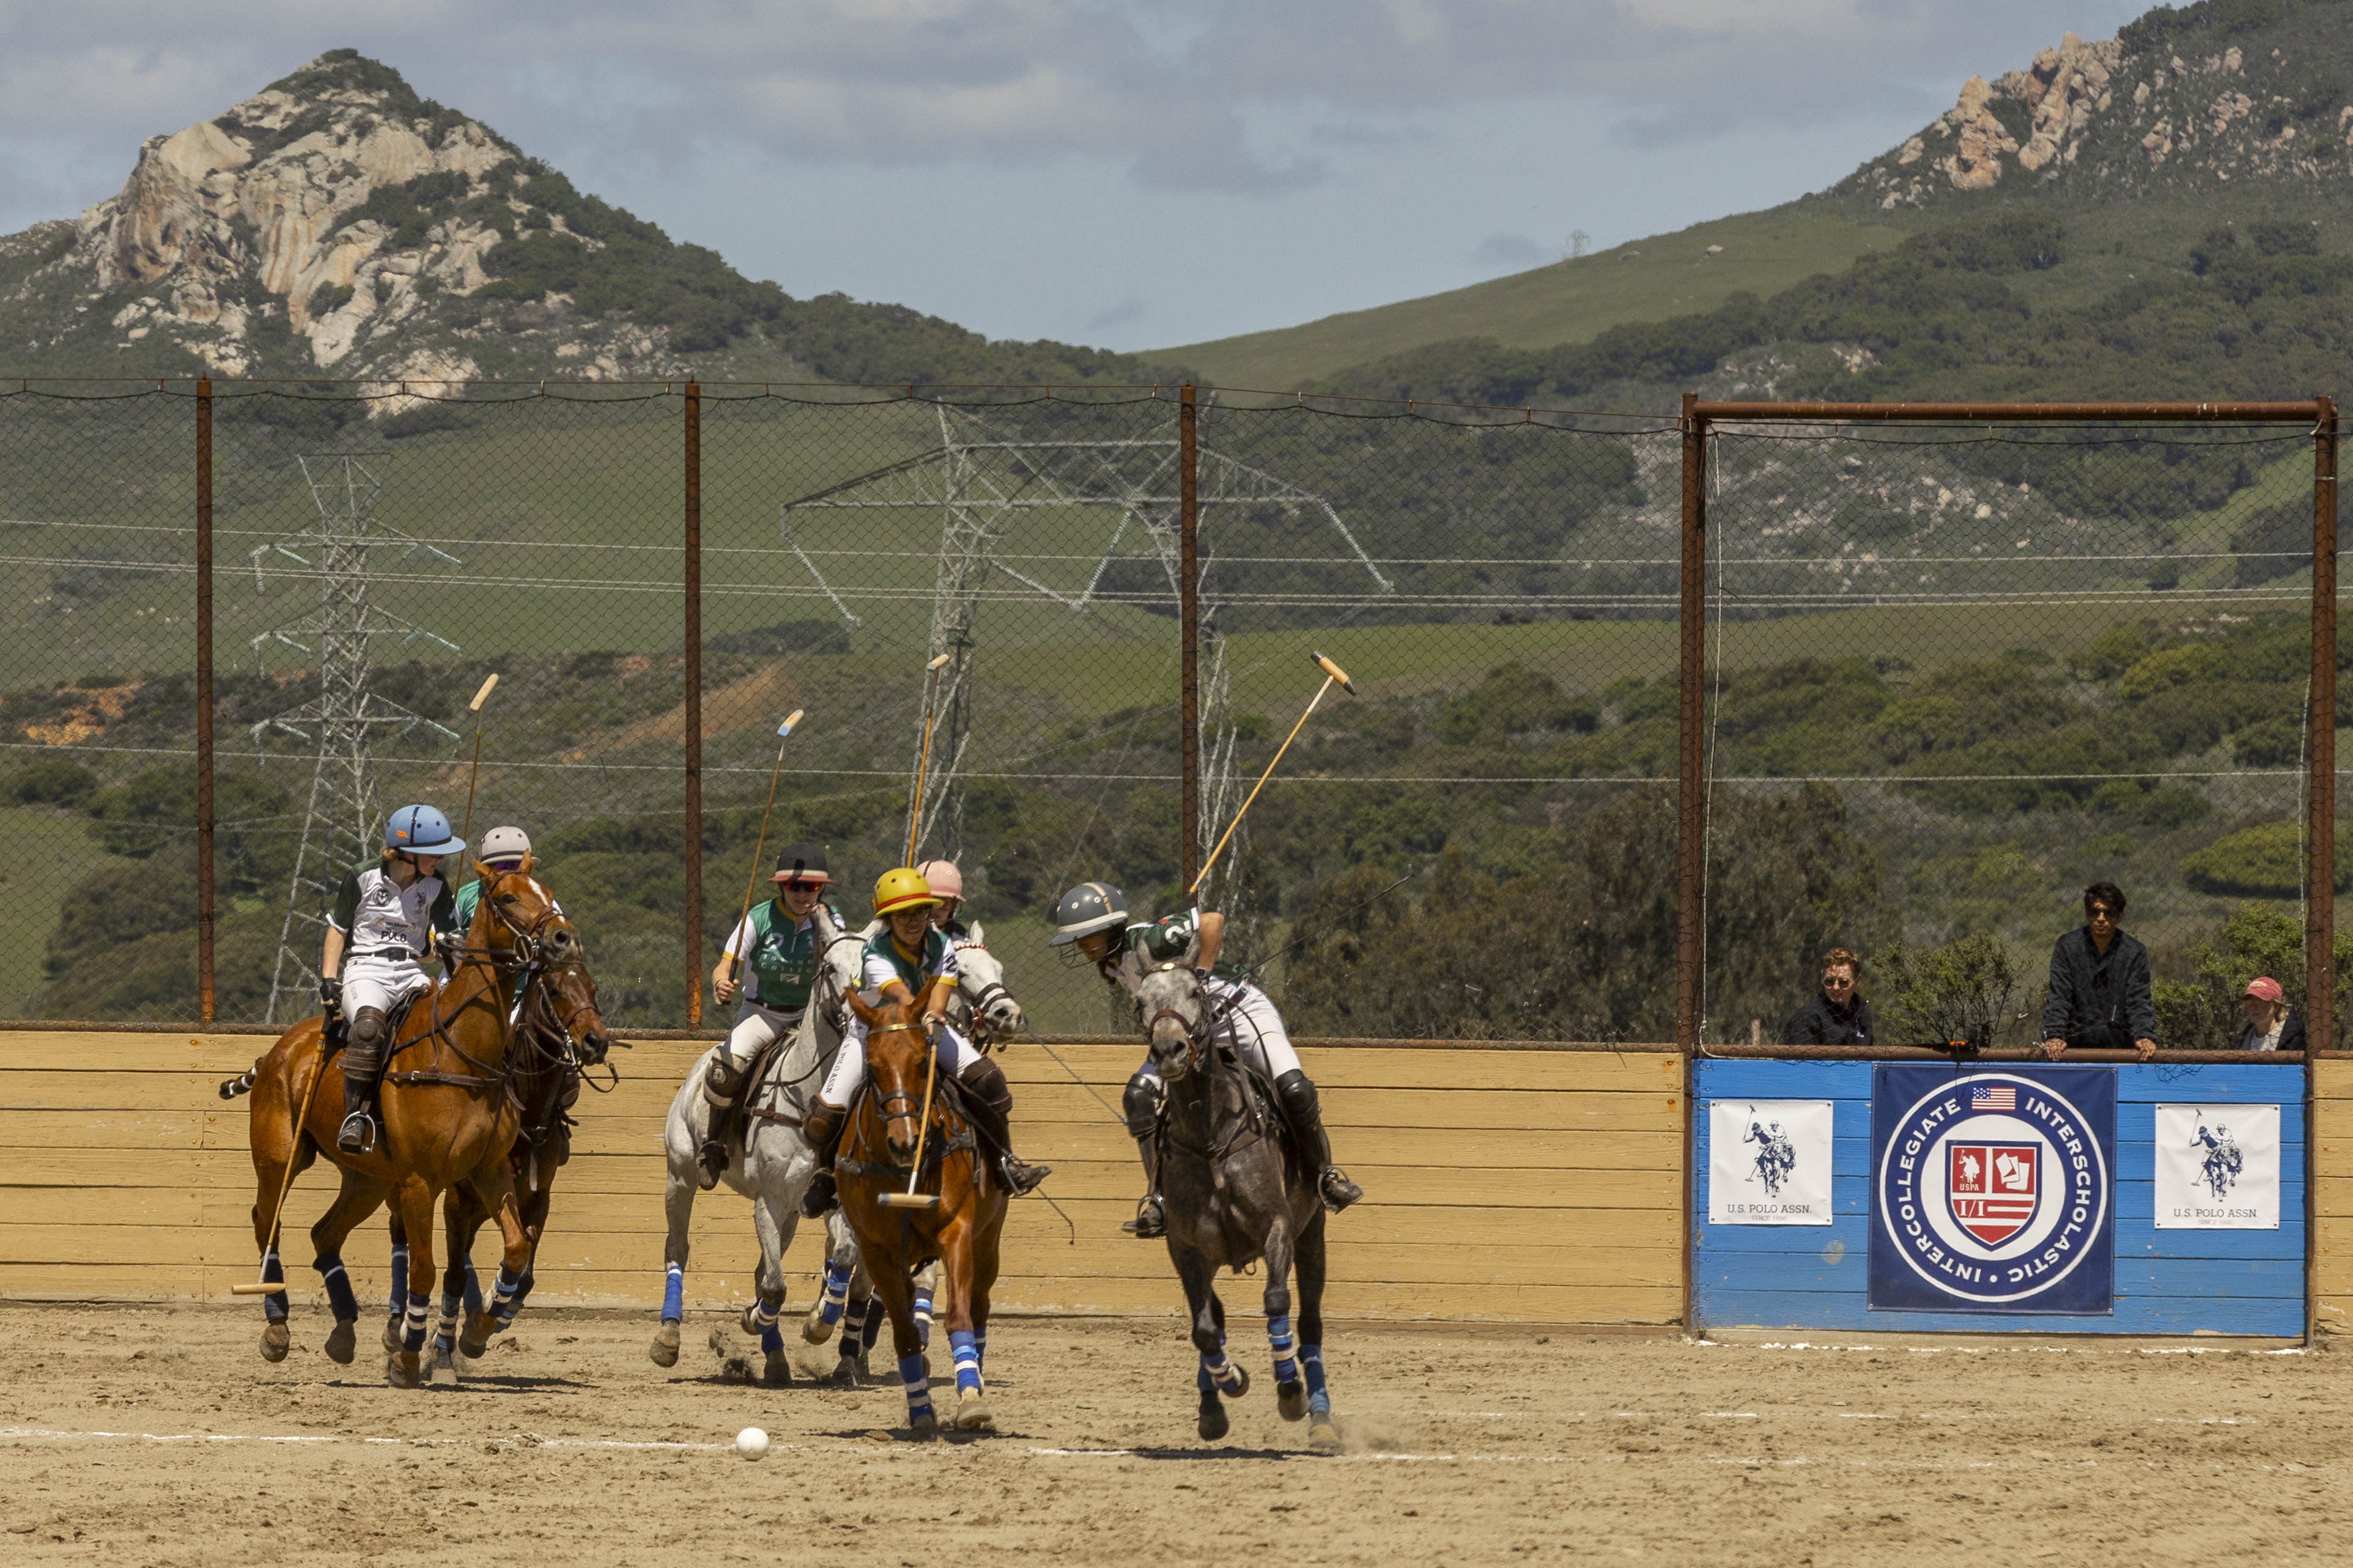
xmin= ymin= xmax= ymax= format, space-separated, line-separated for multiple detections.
xmin=0 ymin=2 xmax=2153 ymax=353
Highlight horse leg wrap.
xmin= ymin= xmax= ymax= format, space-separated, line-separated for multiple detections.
xmin=1200 ymin=1341 xmax=1246 ymax=1398
xmin=312 ymin=1254 xmax=359 ymax=1323
xmin=948 ymin=1329 xmax=982 ymax=1395
xmin=490 ymin=1265 xmax=523 ymax=1328
xmin=462 ymin=1259 xmax=483 ymax=1320
xmin=402 ymin=1291 xmax=430 ymax=1355
xmin=1266 ymin=1313 xmax=1298 ymax=1386
xmin=837 ymin=1294 xmax=868 ymax=1359
xmin=260 ymin=1246 xmax=288 ymax=1323
xmin=816 ymin=1260 xmax=852 ymax=1325
xmin=973 ymin=1327 xmax=987 ymax=1375
xmin=760 ymin=1321 xmax=785 ymax=1355
xmin=861 ymin=1298 xmax=885 ymax=1353
xmin=388 ymin=1243 xmax=408 ymax=1325
xmin=898 ymin=1352 xmax=936 ymax=1426
xmin=511 ymin=1265 xmax=536 ymax=1313
xmin=1302 ymin=1345 xmax=1331 ymax=1416
xmin=912 ymin=1286 xmax=934 ymax=1349
xmin=437 ymin=1264 xmax=468 ymax=1350
xmin=661 ymin=1262 xmax=685 ymax=1323
xmin=748 ymin=1295 xmax=781 ymax=1333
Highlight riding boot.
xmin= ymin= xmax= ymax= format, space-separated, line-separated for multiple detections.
xmin=698 ymin=1052 xmax=752 ymax=1187
xmin=956 ymin=1058 xmax=1051 ymax=1196
xmin=1274 ymin=1069 xmax=1361 ymax=1213
xmin=800 ymin=1100 xmax=847 ymax=1218
xmin=336 ymin=1011 xmax=386 ymax=1156
xmin=1119 ymin=1070 xmax=1165 ymax=1239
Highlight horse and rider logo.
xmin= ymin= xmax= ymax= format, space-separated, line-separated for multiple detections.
xmin=1868 ymin=1067 xmax=2116 ymax=1313
xmin=2190 ymin=1122 xmax=2244 ymax=1201
xmin=1745 ymin=1114 xmax=1798 ymax=1198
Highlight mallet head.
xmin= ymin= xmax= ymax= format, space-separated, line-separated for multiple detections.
xmin=876 ymin=1191 xmax=941 ymax=1210
xmin=468 ymin=672 xmax=499 ymax=713
xmin=1309 ymin=650 xmax=1356 ymax=695
xmin=926 ymin=652 xmax=953 ymax=672
xmin=779 ymin=709 xmax=805 ymax=737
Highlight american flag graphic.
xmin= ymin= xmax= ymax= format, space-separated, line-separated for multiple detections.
xmin=1971 ymin=1086 xmax=2017 ymax=1111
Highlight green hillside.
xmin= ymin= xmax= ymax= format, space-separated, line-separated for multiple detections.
xmin=1164 ymin=208 xmax=1906 ymax=392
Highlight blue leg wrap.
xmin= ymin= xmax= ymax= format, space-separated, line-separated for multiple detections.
xmin=402 ymin=1290 xmax=430 ymax=1354
xmin=260 ymin=1246 xmax=288 ymax=1323
xmin=761 ymin=1321 xmax=785 ymax=1355
xmin=512 ymin=1265 xmax=536 ymax=1312
xmin=386 ymin=1243 xmax=407 ymax=1323
xmin=1302 ymin=1344 xmax=1331 ymax=1416
xmin=817 ymin=1260 xmax=852 ymax=1325
xmin=913 ymin=1287 xmax=933 ymax=1349
xmin=948 ymin=1329 xmax=981 ymax=1394
xmin=490 ymin=1265 xmax=523 ymax=1328
xmin=461 ymin=1259 xmax=483 ymax=1319
xmin=438 ymin=1262 xmax=468 ymax=1349
xmin=898 ymin=1351 xmax=936 ymax=1425
xmin=661 ymin=1262 xmax=684 ymax=1323
xmin=1200 ymin=1334 xmax=1246 ymax=1397
xmin=313 ymin=1254 xmax=359 ymax=1323
xmin=1266 ymin=1313 xmax=1298 ymax=1385
xmin=748 ymin=1295 xmax=780 ymax=1332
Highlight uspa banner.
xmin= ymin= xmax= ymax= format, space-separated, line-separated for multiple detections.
xmin=1708 ymin=1100 xmax=1834 ymax=1224
xmin=1869 ymin=1067 xmax=2115 ymax=1314
xmin=2154 ymin=1103 xmax=2281 ymax=1229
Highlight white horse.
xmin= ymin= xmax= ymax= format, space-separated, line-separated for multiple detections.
xmin=649 ymin=905 xmax=866 ymax=1383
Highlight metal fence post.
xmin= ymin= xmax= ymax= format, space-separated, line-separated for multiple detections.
xmin=2311 ymin=395 xmax=2339 ymax=1055
xmin=1677 ymin=394 xmax=1707 ymax=1051
xmin=195 ymin=378 xmax=215 ymax=1025
xmin=1180 ymin=384 xmax=1200 ymax=894
xmin=684 ymin=381 xmax=703 ymax=1028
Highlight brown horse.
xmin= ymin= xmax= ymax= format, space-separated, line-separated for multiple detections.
xmin=239 ymin=858 xmax=590 ymax=1386
xmin=382 ymin=927 xmax=613 ymax=1380
xmin=833 ymin=986 xmax=1008 ymax=1435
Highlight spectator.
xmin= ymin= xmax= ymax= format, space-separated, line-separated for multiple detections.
xmin=1785 ymin=948 xmax=1876 ymax=1046
xmin=2229 ymin=976 xmax=2306 ymax=1053
xmin=2041 ymin=881 xmax=2156 ymax=1061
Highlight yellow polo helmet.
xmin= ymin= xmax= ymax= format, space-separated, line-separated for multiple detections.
xmin=872 ymin=866 xmax=941 ymax=916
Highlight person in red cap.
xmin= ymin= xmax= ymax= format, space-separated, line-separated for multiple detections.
xmin=2230 ymin=976 xmax=2305 ymax=1052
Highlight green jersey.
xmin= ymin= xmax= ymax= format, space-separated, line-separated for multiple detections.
xmin=859 ymin=926 xmax=957 ymax=1001
xmin=726 ymin=898 xmax=830 ymax=1011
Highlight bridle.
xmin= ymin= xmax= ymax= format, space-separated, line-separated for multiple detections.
xmin=951 ymin=935 xmax=1019 ymax=1047
xmin=406 ymin=873 xmax=589 ymax=1085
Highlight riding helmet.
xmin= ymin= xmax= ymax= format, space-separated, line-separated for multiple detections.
xmin=916 ymin=859 xmax=964 ymax=900
xmin=1048 ymin=881 xmax=1129 ymax=946
xmin=479 ymin=824 xmax=532 ymax=866
xmin=770 ymin=843 xmax=833 ymax=885
xmin=384 ymin=803 xmax=465 ymax=857
xmin=871 ymin=866 xmax=940 ymax=916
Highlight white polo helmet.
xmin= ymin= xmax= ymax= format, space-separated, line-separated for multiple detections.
xmin=480 ymin=825 xmax=532 ymax=865
xmin=917 ymin=859 xmax=964 ymax=900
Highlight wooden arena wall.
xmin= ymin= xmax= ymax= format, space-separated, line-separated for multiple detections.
xmin=2314 ymin=1059 xmax=2353 ymax=1337
xmin=0 ymin=1034 xmax=1685 ymax=1326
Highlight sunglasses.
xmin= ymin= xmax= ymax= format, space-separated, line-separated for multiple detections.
xmin=2089 ymin=906 xmax=2118 ymax=919
xmin=1823 ymin=974 xmax=1855 ymax=988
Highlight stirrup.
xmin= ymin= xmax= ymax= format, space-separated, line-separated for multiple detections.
xmin=696 ymin=1138 xmax=728 ymax=1189
xmin=1121 ymin=1193 xmax=1166 ymax=1239
xmin=1001 ymin=1157 xmax=1051 ymax=1198
xmin=1318 ymin=1166 xmax=1362 ymax=1213
xmin=800 ymin=1171 xmax=838 ymax=1220
xmin=336 ymin=1109 xmax=377 ymax=1155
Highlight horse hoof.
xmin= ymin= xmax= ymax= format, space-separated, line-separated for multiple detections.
xmin=388 ymin=1350 xmax=423 ymax=1389
xmin=650 ymin=1321 xmax=682 ymax=1367
xmin=954 ymin=1390 xmax=994 ymax=1431
xmin=1197 ymin=1393 xmax=1229 ymax=1443
xmin=1309 ymin=1417 xmax=1342 ymax=1451
xmin=429 ymin=1347 xmax=460 ymax=1386
xmin=763 ymin=1349 xmax=792 ymax=1386
xmin=323 ymin=1319 xmax=356 ymax=1366
xmin=458 ymin=1312 xmax=494 ymax=1360
xmin=802 ymin=1308 xmax=837 ymax=1345
xmin=1276 ymin=1379 xmax=1308 ymax=1422
xmin=909 ymin=1410 xmax=940 ymax=1440
xmin=829 ymin=1356 xmax=859 ymax=1388
xmin=259 ymin=1322 xmax=290 ymax=1364
xmin=382 ymin=1317 xmax=404 ymax=1355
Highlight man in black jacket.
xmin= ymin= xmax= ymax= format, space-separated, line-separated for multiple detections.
xmin=2041 ymin=881 xmax=2156 ymax=1061
xmin=1785 ymin=947 xmax=1875 ymax=1045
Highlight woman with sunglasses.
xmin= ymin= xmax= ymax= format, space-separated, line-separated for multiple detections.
xmin=1783 ymin=947 xmax=1876 ymax=1047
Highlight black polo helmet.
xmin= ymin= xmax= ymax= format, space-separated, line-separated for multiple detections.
xmin=1048 ymin=881 xmax=1128 ymax=946
xmin=770 ymin=844 xmax=833 ymax=885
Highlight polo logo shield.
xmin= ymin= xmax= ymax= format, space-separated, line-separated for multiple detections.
xmin=1947 ymin=1141 xmax=2037 ymax=1244
xmin=1869 ymin=1067 xmax=2115 ymax=1314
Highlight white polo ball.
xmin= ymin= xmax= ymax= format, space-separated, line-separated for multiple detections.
xmin=735 ymin=1426 xmax=769 ymax=1460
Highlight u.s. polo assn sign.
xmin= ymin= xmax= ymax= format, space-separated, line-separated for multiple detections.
xmin=1868 ymin=1067 xmax=2116 ymax=1314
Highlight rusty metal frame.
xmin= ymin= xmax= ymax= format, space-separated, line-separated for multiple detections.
xmin=1180 ymin=384 xmax=1200 ymax=895
xmin=682 ymin=382 xmax=703 ymax=1028
xmin=194 ymin=378 xmax=215 ymax=1023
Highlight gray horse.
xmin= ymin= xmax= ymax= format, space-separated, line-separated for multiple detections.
xmin=1118 ymin=941 xmax=1340 ymax=1448
xmin=650 ymin=906 xmax=866 ymax=1382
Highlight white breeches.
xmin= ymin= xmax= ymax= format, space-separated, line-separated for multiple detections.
xmin=716 ymin=1003 xmax=805 ymax=1070
xmin=818 ymin=1015 xmax=980 ymax=1108
xmin=341 ymin=955 xmax=430 ymax=1019
xmin=1134 ymin=981 xmax=1299 ymax=1086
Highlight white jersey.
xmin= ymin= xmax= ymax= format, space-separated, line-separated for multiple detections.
xmin=329 ymin=861 xmax=456 ymax=958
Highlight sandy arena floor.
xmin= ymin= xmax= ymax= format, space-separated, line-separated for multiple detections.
xmin=0 ymin=1303 xmax=2345 ymax=1566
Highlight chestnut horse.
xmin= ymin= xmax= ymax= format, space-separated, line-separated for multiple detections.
xmin=383 ymin=928 xmax=613 ymax=1381
xmin=833 ymin=986 xmax=1008 ymax=1435
xmin=238 ymin=859 xmax=591 ymax=1386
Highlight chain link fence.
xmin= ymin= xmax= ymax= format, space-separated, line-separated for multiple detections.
xmin=0 ymin=382 xmax=2336 ymax=1043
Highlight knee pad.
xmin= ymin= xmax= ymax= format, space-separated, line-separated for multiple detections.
xmin=958 ymin=1055 xmax=1013 ymax=1116
xmin=344 ymin=1009 xmax=388 ymax=1077
xmin=349 ymin=1007 xmax=388 ymax=1048
xmin=1122 ymin=1072 xmax=1162 ymax=1140
xmin=1274 ymin=1069 xmax=1319 ymax=1124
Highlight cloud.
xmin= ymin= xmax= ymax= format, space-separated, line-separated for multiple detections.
xmin=1472 ymin=232 xmax=1551 ymax=270
xmin=1080 ymin=295 xmax=1147 ymax=334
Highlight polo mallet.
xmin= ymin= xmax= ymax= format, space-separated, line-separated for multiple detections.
xmin=230 ymin=1051 xmax=331 ymax=1296
xmin=1191 ymin=650 xmax=1356 ymax=897
xmin=906 ymin=652 xmax=953 ymax=864
xmin=877 ymin=988 xmax=951 ymax=1211
xmin=724 ymin=710 xmax=807 ymax=990
xmin=456 ymin=673 xmax=499 ymax=872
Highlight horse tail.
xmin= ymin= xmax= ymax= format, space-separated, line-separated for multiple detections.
xmin=218 ymin=1061 xmax=264 ymax=1100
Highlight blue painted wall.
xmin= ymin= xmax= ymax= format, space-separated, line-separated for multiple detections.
xmin=1692 ymin=1060 xmax=2306 ymax=1336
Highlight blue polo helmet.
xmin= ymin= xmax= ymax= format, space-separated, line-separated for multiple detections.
xmin=384 ymin=804 xmax=465 ymax=857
